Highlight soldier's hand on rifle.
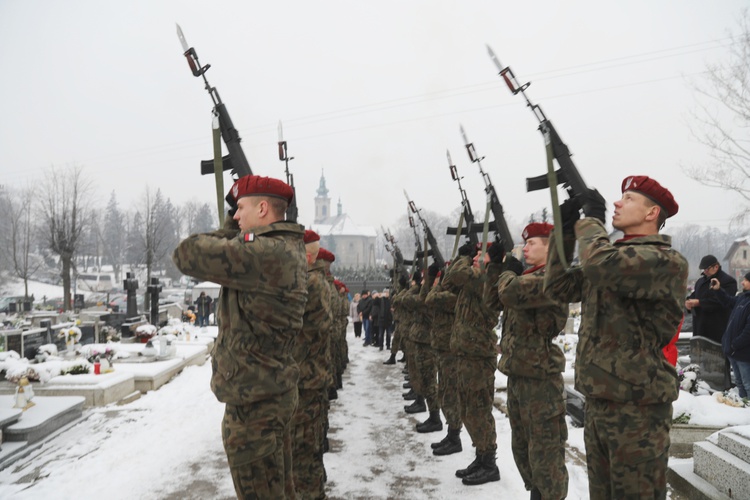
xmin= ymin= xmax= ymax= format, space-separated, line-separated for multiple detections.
xmin=560 ymin=197 xmax=582 ymax=235
xmin=225 ymin=189 xmax=238 ymax=218
xmin=502 ymin=255 xmax=524 ymax=276
xmin=581 ymin=188 xmax=607 ymax=224
xmin=458 ymin=241 xmax=476 ymax=258
xmin=428 ymin=262 xmax=441 ymax=278
xmin=487 ymin=242 xmax=505 ymax=265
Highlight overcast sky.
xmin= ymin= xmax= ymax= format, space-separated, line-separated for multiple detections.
xmin=1 ymin=0 xmax=747 ymax=237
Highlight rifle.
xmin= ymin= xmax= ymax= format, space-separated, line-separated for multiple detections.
xmin=445 ymin=149 xmax=480 ymax=248
xmin=459 ymin=125 xmax=514 ymax=253
xmin=486 ymin=45 xmax=590 ymax=200
xmin=401 ymin=204 xmax=426 ymax=274
xmin=277 ymin=121 xmax=298 ymax=222
xmin=177 ymin=25 xmax=252 ymax=180
xmin=403 ymin=190 xmax=446 ymax=270
xmin=382 ymin=226 xmax=410 ymax=284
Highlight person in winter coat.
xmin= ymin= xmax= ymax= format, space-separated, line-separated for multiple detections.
xmin=378 ymin=289 xmax=394 ymax=350
xmin=686 ymin=255 xmax=737 ymax=343
xmin=349 ymin=293 xmax=362 ymax=338
xmin=194 ymin=292 xmax=213 ymax=327
xmin=710 ymin=272 xmax=750 ymax=398
xmin=369 ymin=292 xmax=382 ymax=347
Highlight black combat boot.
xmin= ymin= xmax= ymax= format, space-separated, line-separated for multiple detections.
xmin=328 ymin=386 xmax=338 ymax=401
xmin=416 ymin=410 xmax=443 ymax=433
xmin=530 ymin=488 xmax=542 ymax=500
xmin=461 ymin=451 xmax=500 ymax=485
xmin=402 ymin=388 xmax=417 ymax=400
xmin=455 ymin=450 xmax=481 ymax=478
xmin=404 ymin=396 xmax=426 ymax=414
xmin=403 ymin=382 xmax=411 ymax=389
xmin=401 ymin=367 xmax=409 ymax=374
xmin=397 ymin=354 xmax=406 ymax=363
xmin=431 ymin=431 xmax=450 ymax=449
xmin=383 ymin=353 xmax=397 ymax=365
xmin=433 ymin=427 xmax=462 ymax=456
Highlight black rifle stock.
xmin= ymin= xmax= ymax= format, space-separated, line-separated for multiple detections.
xmin=486 ymin=45 xmax=590 ymax=199
xmin=459 ymin=125 xmax=514 ymax=253
xmin=445 ymin=150 xmax=480 ymax=247
xmin=177 ymin=25 xmax=252 ymax=180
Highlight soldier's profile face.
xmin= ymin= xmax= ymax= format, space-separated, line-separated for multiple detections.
xmin=612 ymin=191 xmax=650 ymax=232
xmin=234 ymin=197 xmax=262 ymax=232
xmin=523 ymin=237 xmax=549 ymax=267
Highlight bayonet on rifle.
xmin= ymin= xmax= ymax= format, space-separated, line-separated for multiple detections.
xmin=176 ymin=24 xmax=252 ymax=180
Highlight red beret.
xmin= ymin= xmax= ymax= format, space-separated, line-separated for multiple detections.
xmin=230 ymin=175 xmax=294 ymax=203
xmin=621 ymin=175 xmax=678 ymax=218
xmin=317 ymin=247 xmax=335 ymax=263
xmin=304 ymin=230 xmax=320 ymax=244
xmin=522 ymin=222 xmax=553 ymax=241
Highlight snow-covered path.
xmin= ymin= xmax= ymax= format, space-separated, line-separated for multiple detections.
xmin=0 ymin=327 xmax=595 ymax=499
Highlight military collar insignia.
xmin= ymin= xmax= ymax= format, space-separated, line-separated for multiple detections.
xmin=244 ymin=233 xmax=255 ymax=242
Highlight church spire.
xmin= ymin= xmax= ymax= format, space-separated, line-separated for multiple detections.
xmin=317 ymin=169 xmax=329 ymax=197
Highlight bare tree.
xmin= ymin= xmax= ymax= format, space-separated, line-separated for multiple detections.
xmin=38 ymin=165 xmax=92 ymax=311
xmin=7 ymin=185 xmax=42 ymax=299
xmin=0 ymin=185 xmax=12 ymax=277
xmin=685 ymin=12 xmax=750 ymax=218
xmin=101 ymin=191 xmax=126 ymax=282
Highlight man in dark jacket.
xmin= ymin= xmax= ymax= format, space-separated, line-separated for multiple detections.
xmin=378 ymin=289 xmax=394 ymax=350
xmin=710 ymin=272 xmax=750 ymax=398
xmin=686 ymin=254 xmax=737 ymax=343
xmin=357 ymin=290 xmax=373 ymax=346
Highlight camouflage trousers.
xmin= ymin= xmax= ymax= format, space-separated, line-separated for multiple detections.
xmin=292 ymin=389 xmax=326 ymax=500
xmin=507 ymin=375 xmax=568 ymax=500
xmin=390 ymin=322 xmax=401 ymax=355
xmin=403 ymin=339 xmax=421 ymax=395
xmin=584 ymin=398 xmax=672 ymax=500
xmin=457 ymin=356 xmax=497 ymax=453
xmin=413 ymin=342 xmax=439 ymax=411
xmin=222 ymin=388 xmax=298 ymax=500
xmin=437 ymin=351 xmax=462 ymax=430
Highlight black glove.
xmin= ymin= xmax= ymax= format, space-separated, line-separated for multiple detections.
xmin=502 ymin=255 xmax=524 ymax=276
xmin=487 ymin=243 xmax=505 ymax=265
xmin=458 ymin=241 xmax=476 ymax=258
xmin=427 ymin=262 xmax=441 ymax=278
xmin=581 ymin=188 xmax=607 ymax=223
xmin=559 ymin=197 xmax=582 ymax=235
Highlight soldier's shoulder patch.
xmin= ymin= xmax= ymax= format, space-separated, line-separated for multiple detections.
xmin=244 ymin=233 xmax=255 ymax=242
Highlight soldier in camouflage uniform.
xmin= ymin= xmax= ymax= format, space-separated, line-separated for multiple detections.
xmin=316 ymin=248 xmax=336 ymax=454
xmin=172 ymin=175 xmax=307 ymax=500
xmin=292 ymin=230 xmax=331 ymax=500
xmin=425 ymin=259 xmax=463 ymax=455
xmin=544 ymin=176 xmax=688 ymax=500
xmin=496 ymin=223 xmax=569 ymax=500
xmin=318 ymin=248 xmax=340 ymax=400
xmin=442 ymin=242 xmax=502 ymax=486
xmin=404 ymin=262 xmax=442 ymax=431
xmin=400 ymin=273 xmax=426 ymax=411
xmin=384 ymin=274 xmax=410 ymax=365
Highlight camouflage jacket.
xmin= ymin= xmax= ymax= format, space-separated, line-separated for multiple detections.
xmin=393 ymin=285 xmax=420 ymax=342
xmin=401 ymin=279 xmax=432 ymax=345
xmin=425 ymin=277 xmax=457 ymax=352
xmin=442 ymin=255 xmax=501 ymax=358
xmin=544 ymin=218 xmax=688 ymax=405
xmin=497 ymin=265 xmax=568 ymax=379
xmin=172 ymin=219 xmax=308 ymax=406
xmin=294 ymin=259 xmax=332 ymax=391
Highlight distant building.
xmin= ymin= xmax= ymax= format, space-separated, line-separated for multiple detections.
xmin=724 ymin=236 xmax=750 ymax=282
xmin=311 ymin=171 xmax=377 ymax=268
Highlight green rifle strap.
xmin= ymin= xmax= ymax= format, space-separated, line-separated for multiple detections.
xmin=213 ymin=120 xmax=225 ymax=227
xmin=544 ymin=129 xmax=569 ymax=270
xmin=450 ymin=212 xmax=465 ymax=261
xmin=480 ymin=191 xmax=491 ymax=276
xmin=423 ymin=234 xmax=429 ymax=271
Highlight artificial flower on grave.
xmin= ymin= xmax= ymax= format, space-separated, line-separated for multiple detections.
xmin=135 ymin=324 xmax=157 ymax=343
xmin=79 ymin=344 xmax=117 ymax=365
xmin=58 ymin=326 xmax=82 ymax=348
xmin=677 ymin=364 xmax=711 ymax=395
xmin=716 ymin=390 xmax=750 ymax=408
xmin=101 ymin=325 xmax=121 ymax=342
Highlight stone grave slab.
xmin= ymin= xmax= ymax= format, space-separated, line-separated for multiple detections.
xmin=0 ymin=395 xmax=85 ymax=444
xmin=690 ymin=336 xmax=730 ymax=391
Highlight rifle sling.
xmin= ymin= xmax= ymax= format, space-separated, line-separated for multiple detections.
xmin=544 ymin=132 xmax=569 ymax=270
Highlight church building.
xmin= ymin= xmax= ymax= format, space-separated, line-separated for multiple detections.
xmin=310 ymin=171 xmax=377 ymax=268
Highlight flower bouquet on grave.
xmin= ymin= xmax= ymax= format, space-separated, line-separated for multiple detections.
xmin=135 ymin=324 xmax=157 ymax=343
xmin=58 ymin=326 xmax=83 ymax=353
xmin=80 ymin=345 xmax=117 ymax=373
xmin=677 ymin=363 xmax=711 ymax=395
xmin=101 ymin=325 xmax=121 ymax=343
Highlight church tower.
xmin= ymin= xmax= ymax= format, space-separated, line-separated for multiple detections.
xmin=314 ymin=170 xmax=331 ymax=224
